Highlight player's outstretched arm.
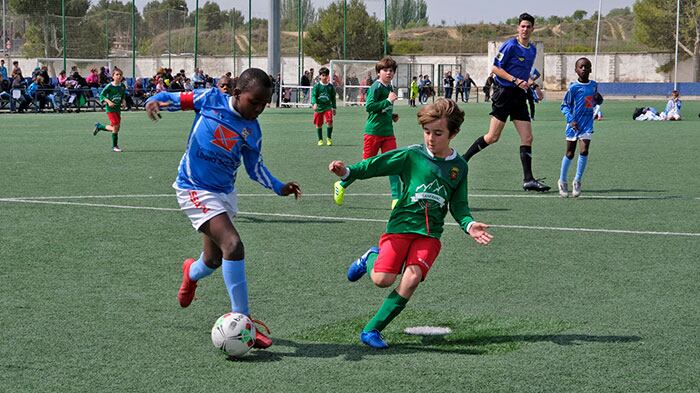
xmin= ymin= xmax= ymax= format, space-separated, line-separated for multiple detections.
xmin=145 ymin=100 xmax=168 ymax=121
xmin=280 ymin=182 xmax=302 ymax=199
xmin=467 ymin=222 xmax=493 ymax=245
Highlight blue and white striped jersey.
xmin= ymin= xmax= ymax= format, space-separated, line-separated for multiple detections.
xmin=147 ymin=89 xmax=285 ymax=195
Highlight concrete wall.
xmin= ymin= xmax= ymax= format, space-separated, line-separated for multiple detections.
xmin=4 ymin=51 xmax=694 ymax=91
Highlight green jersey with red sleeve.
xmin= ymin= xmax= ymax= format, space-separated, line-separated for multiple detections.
xmin=344 ymin=144 xmax=473 ymax=238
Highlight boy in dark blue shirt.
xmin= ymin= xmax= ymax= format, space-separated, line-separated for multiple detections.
xmin=462 ymin=13 xmax=550 ymax=192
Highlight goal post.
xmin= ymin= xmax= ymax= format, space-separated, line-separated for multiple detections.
xmin=278 ymin=84 xmax=312 ymax=108
xmin=329 ymin=60 xmax=435 ymax=106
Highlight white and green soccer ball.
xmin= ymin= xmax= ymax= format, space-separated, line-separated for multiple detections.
xmin=211 ymin=312 xmax=256 ymax=358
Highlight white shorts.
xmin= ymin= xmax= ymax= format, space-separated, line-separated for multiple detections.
xmin=566 ymin=132 xmax=593 ymax=142
xmin=174 ymin=185 xmax=238 ymax=230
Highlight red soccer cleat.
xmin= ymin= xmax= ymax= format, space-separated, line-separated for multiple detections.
xmin=177 ymin=258 xmax=198 ymax=308
xmin=251 ymin=318 xmax=273 ymax=349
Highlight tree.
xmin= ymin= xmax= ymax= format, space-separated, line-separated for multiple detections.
xmin=304 ymin=0 xmax=384 ymax=63
xmin=634 ymin=0 xmax=700 ymax=81
xmin=571 ymin=10 xmax=587 ymax=21
xmin=9 ymin=0 xmax=89 ymax=16
xmin=387 ymin=0 xmax=427 ymax=29
xmin=281 ymin=0 xmax=316 ymax=31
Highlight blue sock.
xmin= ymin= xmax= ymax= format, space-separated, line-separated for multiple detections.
xmin=188 ymin=253 xmax=217 ymax=281
xmin=575 ymin=155 xmax=588 ymax=182
xmin=222 ymin=259 xmax=249 ymax=315
xmin=560 ymin=156 xmax=572 ymax=182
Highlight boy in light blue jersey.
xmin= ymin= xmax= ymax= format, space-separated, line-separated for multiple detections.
xmin=145 ymin=68 xmax=302 ymax=350
xmin=558 ymin=57 xmax=601 ymax=198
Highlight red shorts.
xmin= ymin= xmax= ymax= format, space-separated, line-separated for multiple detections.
xmin=107 ymin=112 xmax=121 ymax=127
xmin=313 ymin=110 xmax=333 ymax=127
xmin=373 ymin=233 xmax=442 ymax=280
xmin=362 ymin=134 xmax=397 ymax=159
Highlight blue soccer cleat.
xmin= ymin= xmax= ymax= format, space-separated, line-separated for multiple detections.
xmin=360 ymin=330 xmax=389 ymax=349
xmin=347 ymin=246 xmax=379 ymax=282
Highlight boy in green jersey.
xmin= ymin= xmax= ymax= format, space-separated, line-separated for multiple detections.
xmin=329 ymin=98 xmax=493 ymax=349
xmin=334 ymin=56 xmax=401 ymax=208
xmin=93 ymin=67 xmax=127 ymax=152
xmin=311 ymin=67 xmax=337 ymax=146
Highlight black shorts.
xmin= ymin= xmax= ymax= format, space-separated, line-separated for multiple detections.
xmin=489 ymin=83 xmax=531 ymax=122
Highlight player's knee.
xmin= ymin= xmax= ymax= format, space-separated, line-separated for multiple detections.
xmin=521 ymin=134 xmax=533 ymax=145
xmin=220 ymin=238 xmax=244 ymax=260
xmin=371 ymin=275 xmax=395 ymax=288
xmin=580 ymin=149 xmax=589 ymax=156
xmin=485 ymin=133 xmax=500 ymax=144
xmin=565 ymin=151 xmax=575 ymax=160
xmin=402 ymin=268 xmax=422 ymax=291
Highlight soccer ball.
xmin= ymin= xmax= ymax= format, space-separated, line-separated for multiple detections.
xmin=211 ymin=312 xmax=256 ymax=357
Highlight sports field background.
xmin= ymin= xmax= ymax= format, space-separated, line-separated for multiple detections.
xmin=0 ymin=100 xmax=698 ymax=392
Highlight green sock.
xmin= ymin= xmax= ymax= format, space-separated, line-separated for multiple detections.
xmin=316 ymin=128 xmax=323 ymax=141
xmin=389 ymin=175 xmax=402 ymax=199
xmin=97 ymin=123 xmax=108 ymax=131
xmin=327 ymin=127 xmax=333 ymax=139
xmin=366 ymin=252 xmax=378 ymax=276
xmin=111 ymin=133 xmax=119 ymax=147
xmin=363 ymin=290 xmax=409 ymax=333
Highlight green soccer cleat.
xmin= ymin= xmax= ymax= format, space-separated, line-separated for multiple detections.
xmin=333 ymin=181 xmax=345 ymax=206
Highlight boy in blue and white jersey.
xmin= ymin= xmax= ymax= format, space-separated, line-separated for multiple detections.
xmin=145 ymin=68 xmax=302 ymax=350
xmin=662 ymin=90 xmax=682 ymax=120
xmin=558 ymin=57 xmax=601 ymax=198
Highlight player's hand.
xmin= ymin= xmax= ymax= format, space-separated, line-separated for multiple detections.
xmin=332 ymin=109 xmax=336 ymax=115
xmin=328 ymin=160 xmax=347 ymax=177
xmin=468 ymin=222 xmax=493 ymax=245
xmin=515 ymin=78 xmax=529 ymax=91
xmin=312 ymin=104 xmax=317 ymax=110
xmin=145 ymin=101 xmax=164 ymax=121
xmin=392 ymin=113 xmax=399 ymax=123
xmin=388 ymin=92 xmax=398 ymax=102
xmin=571 ymin=121 xmax=579 ymax=131
xmin=280 ymin=182 xmax=302 ymax=199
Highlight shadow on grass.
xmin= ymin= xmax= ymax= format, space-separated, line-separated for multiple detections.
xmin=232 ymin=333 xmax=642 ymax=363
xmin=237 ymin=215 xmax=341 ymax=224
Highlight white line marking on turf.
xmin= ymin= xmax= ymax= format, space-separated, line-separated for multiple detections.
xmin=1 ymin=198 xmax=698 ymax=237
xmin=2 ymin=193 xmax=698 ymax=201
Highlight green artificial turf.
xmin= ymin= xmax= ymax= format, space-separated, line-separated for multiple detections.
xmin=0 ymin=99 xmax=698 ymax=392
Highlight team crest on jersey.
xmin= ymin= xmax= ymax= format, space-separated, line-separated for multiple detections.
xmin=240 ymin=128 xmax=250 ymax=139
xmin=211 ymin=125 xmax=238 ymax=152
xmin=518 ymin=57 xmax=525 ymax=62
xmin=496 ymin=52 xmax=504 ymax=61
xmin=584 ymin=95 xmax=594 ymax=108
xmin=411 ymin=179 xmax=447 ymax=208
xmin=450 ymin=167 xmax=459 ymax=180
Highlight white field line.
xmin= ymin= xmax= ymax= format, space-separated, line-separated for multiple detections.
xmin=0 ymin=197 xmax=698 ymax=237
xmin=2 ymin=193 xmax=699 ymax=201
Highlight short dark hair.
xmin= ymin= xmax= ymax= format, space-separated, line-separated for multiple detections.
xmin=519 ymin=13 xmax=535 ymax=26
xmin=318 ymin=67 xmax=330 ymax=76
xmin=376 ymin=56 xmax=397 ymax=73
xmin=575 ymin=57 xmax=591 ymax=67
xmin=237 ymin=68 xmax=273 ymax=92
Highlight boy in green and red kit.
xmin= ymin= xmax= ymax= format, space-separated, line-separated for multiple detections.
xmin=329 ymin=98 xmax=493 ymax=349
xmin=311 ymin=66 xmax=337 ymax=146
xmin=334 ymin=56 xmax=401 ymax=208
xmin=93 ymin=67 xmax=126 ymax=152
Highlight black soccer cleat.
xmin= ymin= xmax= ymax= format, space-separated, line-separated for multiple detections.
xmin=523 ymin=178 xmax=551 ymax=192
